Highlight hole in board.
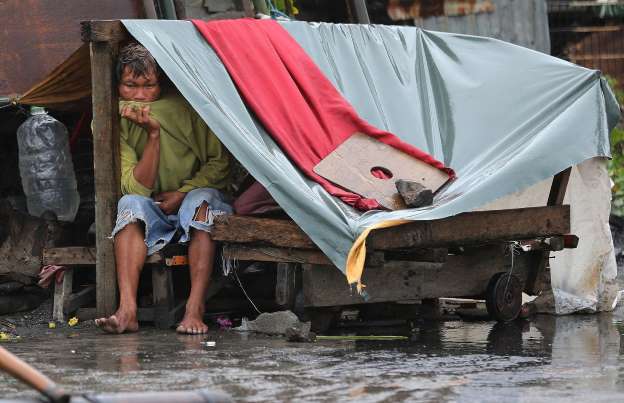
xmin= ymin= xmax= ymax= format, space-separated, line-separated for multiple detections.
xmin=370 ymin=166 xmax=393 ymax=179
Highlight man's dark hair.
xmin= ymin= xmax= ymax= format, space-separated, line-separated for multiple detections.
xmin=116 ymin=42 xmax=160 ymax=82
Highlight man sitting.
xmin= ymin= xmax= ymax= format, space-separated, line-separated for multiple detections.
xmin=95 ymin=43 xmax=232 ymax=334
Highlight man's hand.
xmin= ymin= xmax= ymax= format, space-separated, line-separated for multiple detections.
xmin=121 ymin=105 xmax=160 ymax=137
xmin=154 ymin=191 xmax=186 ymax=215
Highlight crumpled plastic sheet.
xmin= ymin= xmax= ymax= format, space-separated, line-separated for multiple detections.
xmin=478 ymin=157 xmax=618 ymax=313
xmin=121 ymin=20 xmax=621 ymax=311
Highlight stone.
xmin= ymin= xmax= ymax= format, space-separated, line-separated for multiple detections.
xmin=235 ymin=310 xmax=310 ymax=336
xmin=395 ymin=180 xmax=434 ymax=208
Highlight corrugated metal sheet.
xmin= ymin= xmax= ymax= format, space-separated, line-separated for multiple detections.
xmin=414 ymin=0 xmax=551 ymax=53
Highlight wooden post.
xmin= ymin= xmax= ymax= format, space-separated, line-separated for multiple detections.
xmin=275 ymin=263 xmax=298 ymax=309
xmin=152 ymin=267 xmax=175 ymax=328
xmin=53 ymin=269 xmax=73 ymax=322
xmin=350 ymin=0 xmax=370 ymax=24
xmin=84 ymin=21 xmax=127 ymax=317
xmin=525 ymin=167 xmax=572 ymax=295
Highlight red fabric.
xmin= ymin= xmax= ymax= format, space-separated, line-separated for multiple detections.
xmin=192 ymin=19 xmax=455 ymax=211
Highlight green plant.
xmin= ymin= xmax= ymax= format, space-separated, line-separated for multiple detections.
xmin=606 ymin=76 xmax=624 ymax=215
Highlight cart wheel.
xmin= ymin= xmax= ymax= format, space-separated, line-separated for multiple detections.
xmin=485 ymin=272 xmax=522 ymax=322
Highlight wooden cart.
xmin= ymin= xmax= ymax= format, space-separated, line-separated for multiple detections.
xmin=42 ymin=20 xmax=575 ymax=327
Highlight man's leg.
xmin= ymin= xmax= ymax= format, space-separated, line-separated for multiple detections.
xmin=177 ymin=202 xmax=215 ymax=334
xmin=95 ymin=194 xmax=176 ymax=334
xmin=95 ymin=222 xmax=146 ymax=333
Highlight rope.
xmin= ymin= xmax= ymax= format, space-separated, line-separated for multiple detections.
xmin=233 ymin=267 xmax=262 ymax=314
xmin=504 ymin=241 xmax=522 ymax=296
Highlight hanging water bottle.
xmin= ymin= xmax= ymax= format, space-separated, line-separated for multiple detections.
xmin=17 ymin=106 xmax=80 ymax=222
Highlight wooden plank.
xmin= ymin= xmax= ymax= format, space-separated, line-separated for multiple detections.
xmin=81 ymin=20 xmax=128 ymax=43
xmin=303 ymin=246 xmax=536 ymax=307
xmin=43 ymin=247 xmax=96 ymax=266
xmin=53 ymin=269 xmax=73 ymax=322
xmin=212 ymin=215 xmax=316 ymax=249
xmin=526 ymin=168 xmax=573 ymax=295
xmin=313 ymin=133 xmax=448 ymax=210
xmin=90 ymin=40 xmax=121 ymax=317
xmin=547 ymin=168 xmax=572 ymax=206
xmin=223 ymin=244 xmax=332 ymax=265
xmin=152 ymin=267 xmax=174 ymax=329
xmin=43 ymin=247 xmax=162 ymax=266
xmin=275 ymin=263 xmax=298 ymax=309
xmin=369 ymin=205 xmax=571 ymax=250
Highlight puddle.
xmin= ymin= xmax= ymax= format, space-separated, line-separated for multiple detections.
xmin=2 ymin=312 xmax=624 ymax=402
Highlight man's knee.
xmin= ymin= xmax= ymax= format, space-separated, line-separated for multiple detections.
xmin=193 ymin=201 xmax=210 ymax=223
xmin=117 ymin=194 xmax=152 ymax=213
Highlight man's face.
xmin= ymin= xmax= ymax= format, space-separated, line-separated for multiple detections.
xmin=118 ymin=66 xmax=161 ymax=102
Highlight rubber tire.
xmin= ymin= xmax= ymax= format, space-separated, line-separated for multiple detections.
xmin=485 ymin=272 xmax=522 ymax=322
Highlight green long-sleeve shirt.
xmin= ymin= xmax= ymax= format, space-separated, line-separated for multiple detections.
xmin=119 ymin=92 xmax=231 ymax=196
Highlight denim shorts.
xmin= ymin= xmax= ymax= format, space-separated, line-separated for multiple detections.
xmin=111 ymin=188 xmax=233 ymax=255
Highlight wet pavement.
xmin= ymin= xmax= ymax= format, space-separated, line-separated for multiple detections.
xmin=2 ymin=311 xmax=624 ymax=402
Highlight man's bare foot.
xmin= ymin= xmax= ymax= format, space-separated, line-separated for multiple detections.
xmin=95 ymin=309 xmax=139 ymax=334
xmin=176 ymin=308 xmax=208 ymax=334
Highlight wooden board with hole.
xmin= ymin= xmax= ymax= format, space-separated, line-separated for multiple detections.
xmin=313 ymin=133 xmax=449 ymax=209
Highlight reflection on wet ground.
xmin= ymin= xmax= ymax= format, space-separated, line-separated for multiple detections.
xmin=2 ymin=312 xmax=624 ymax=402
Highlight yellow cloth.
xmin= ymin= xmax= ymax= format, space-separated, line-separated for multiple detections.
xmin=119 ymin=92 xmax=231 ymax=196
xmin=346 ymin=219 xmax=410 ymax=292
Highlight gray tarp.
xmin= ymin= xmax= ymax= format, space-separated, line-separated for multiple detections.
xmin=121 ymin=20 xmax=621 ymax=283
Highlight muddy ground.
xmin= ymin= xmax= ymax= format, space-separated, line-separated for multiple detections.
xmin=2 ymin=304 xmax=624 ymax=402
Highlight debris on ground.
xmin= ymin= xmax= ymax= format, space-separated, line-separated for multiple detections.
xmin=285 ymin=326 xmax=316 ymax=342
xmin=235 ymin=310 xmax=310 ymax=336
xmin=216 ymin=316 xmax=232 ymax=330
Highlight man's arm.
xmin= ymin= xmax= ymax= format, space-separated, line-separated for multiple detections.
xmin=121 ymin=105 xmax=161 ymax=191
xmin=177 ymin=133 xmax=231 ymax=193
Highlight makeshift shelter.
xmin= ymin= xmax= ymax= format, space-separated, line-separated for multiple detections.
xmin=24 ymin=18 xmax=621 ymax=319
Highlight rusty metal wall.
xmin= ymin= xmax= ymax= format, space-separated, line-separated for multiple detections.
xmin=413 ymin=0 xmax=551 ymax=53
xmin=548 ymin=0 xmax=624 ymax=88
xmin=0 ymin=0 xmax=145 ymax=97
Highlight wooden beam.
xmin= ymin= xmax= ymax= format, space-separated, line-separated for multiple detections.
xmin=212 ymin=215 xmax=316 ymax=249
xmin=222 ymin=244 xmax=331 ymax=265
xmin=526 ymin=168 xmax=573 ymax=295
xmin=368 ymin=205 xmax=571 ymax=250
xmin=350 ymin=0 xmax=370 ymax=23
xmin=43 ymin=247 xmax=96 ymax=266
xmin=302 ymin=246 xmax=536 ymax=307
xmin=81 ymin=20 xmax=128 ymax=43
xmin=275 ymin=263 xmax=297 ymax=309
xmin=43 ymin=247 xmax=162 ymax=266
xmin=152 ymin=267 xmax=174 ymax=329
xmin=53 ymin=269 xmax=73 ymax=322
xmin=90 ymin=39 xmax=122 ymax=317
xmin=547 ymin=168 xmax=572 ymax=206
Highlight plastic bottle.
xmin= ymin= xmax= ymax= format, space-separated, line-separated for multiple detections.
xmin=17 ymin=107 xmax=80 ymax=222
